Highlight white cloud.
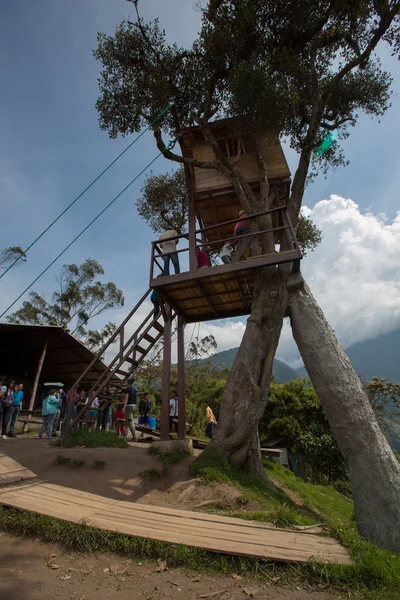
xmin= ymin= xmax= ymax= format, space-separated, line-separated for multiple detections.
xmin=183 ymin=195 xmax=400 ymax=368
xmin=302 ymin=195 xmax=400 ymax=348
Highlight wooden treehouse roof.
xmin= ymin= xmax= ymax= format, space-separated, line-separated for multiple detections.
xmin=182 ymin=123 xmax=291 ymax=246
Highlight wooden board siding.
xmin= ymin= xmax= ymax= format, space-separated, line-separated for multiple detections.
xmin=0 ymin=470 xmax=352 ymax=565
xmin=192 ymin=138 xmax=290 ymax=193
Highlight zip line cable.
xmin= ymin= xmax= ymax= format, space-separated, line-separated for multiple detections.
xmin=0 ymin=102 xmax=174 ymax=281
xmin=0 ymin=138 xmax=179 ymax=319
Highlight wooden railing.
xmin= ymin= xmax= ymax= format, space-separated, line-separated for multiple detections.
xmin=150 ymin=206 xmax=299 ymax=280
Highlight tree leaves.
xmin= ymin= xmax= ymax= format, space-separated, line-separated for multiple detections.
xmin=137 ymin=166 xmax=188 ymax=234
xmin=7 ymin=258 xmax=124 ymax=348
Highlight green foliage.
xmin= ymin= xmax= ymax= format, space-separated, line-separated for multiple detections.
xmin=0 ymin=246 xmax=26 ymax=270
xmin=296 ymin=214 xmax=323 ymax=257
xmin=55 ymin=429 xmax=128 ymax=449
xmin=95 ymin=1 xmax=399 ymax=192
xmin=190 ymin=446 xmax=299 ymax=512
xmin=138 ymin=467 xmax=162 ymax=481
xmin=146 ymin=446 xmax=192 ymax=478
xmin=137 ymin=166 xmax=188 ymax=234
xmin=366 ymin=377 xmax=400 ymax=431
xmin=7 ymin=258 xmax=124 ymax=351
xmin=261 ymin=379 xmax=347 ymax=482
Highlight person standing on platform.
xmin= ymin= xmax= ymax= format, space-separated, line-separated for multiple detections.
xmin=205 ymin=401 xmax=217 ymax=439
xmin=169 ymin=390 xmax=178 ymax=432
xmin=123 ymin=377 xmax=137 ymax=441
xmin=220 ymin=242 xmax=232 ymax=264
xmin=7 ymin=383 xmax=23 ymax=437
xmin=196 ymin=247 xmax=211 ymax=269
xmin=159 ymin=229 xmax=180 ymax=276
xmin=234 ymin=210 xmax=250 ymax=245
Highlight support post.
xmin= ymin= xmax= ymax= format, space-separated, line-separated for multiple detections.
xmin=188 ymin=173 xmax=197 ymax=272
xmin=28 ymin=335 xmax=49 ymax=414
xmin=177 ymin=315 xmax=186 ymax=440
xmin=160 ymin=303 xmax=172 ymax=441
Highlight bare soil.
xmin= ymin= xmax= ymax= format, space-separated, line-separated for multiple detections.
xmin=0 ymin=437 xmax=261 ymax=512
xmin=0 ymin=534 xmax=340 ymax=600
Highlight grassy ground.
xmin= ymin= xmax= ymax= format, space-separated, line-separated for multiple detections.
xmin=54 ymin=429 xmax=128 ymax=449
xmin=190 ymin=448 xmax=400 ymax=600
xmin=139 ymin=445 xmax=192 ymax=480
xmin=1 ymin=445 xmax=399 ymax=598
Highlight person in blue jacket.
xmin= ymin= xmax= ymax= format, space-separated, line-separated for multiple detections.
xmin=39 ymin=389 xmax=59 ymax=440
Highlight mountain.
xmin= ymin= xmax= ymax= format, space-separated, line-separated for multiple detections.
xmin=296 ymin=329 xmax=400 ymax=383
xmin=194 ymin=347 xmax=298 ymax=383
xmin=196 ymin=329 xmax=400 ymax=384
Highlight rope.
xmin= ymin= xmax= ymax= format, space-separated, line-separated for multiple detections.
xmin=0 ymin=103 xmax=174 ymax=280
xmin=0 ymin=137 xmax=179 ymax=319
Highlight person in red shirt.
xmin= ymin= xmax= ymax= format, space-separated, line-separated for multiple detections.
xmin=234 ymin=209 xmax=250 ymax=245
xmin=196 ymin=247 xmax=211 ymax=269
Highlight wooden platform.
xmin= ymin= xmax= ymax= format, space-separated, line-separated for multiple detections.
xmin=0 ymin=453 xmax=351 ymax=565
xmin=151 ymin=251 xmax=300 ymax=323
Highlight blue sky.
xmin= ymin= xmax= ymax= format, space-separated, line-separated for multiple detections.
xmin=1 ymin=1 xmax=399 ymax=361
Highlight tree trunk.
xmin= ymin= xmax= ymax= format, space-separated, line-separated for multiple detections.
xmin=288 ymin=280 xmax=400 ymax=552
xmin=212 ymin=266 xmax=289 ymax=481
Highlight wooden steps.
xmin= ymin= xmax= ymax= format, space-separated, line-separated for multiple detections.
xmin=0 ymin=453 xmax=352 ymax=566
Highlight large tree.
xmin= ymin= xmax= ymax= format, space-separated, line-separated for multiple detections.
xmin=95 ymin=0 xmax=400 ymax=549
xmin=8 ymin=258 xmax=124 ymax=351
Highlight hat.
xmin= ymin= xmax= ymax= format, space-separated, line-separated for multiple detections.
xmin=239 ymin=210 xmax=245 ymax=216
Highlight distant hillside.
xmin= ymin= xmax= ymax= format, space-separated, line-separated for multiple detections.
xmin=194 ymin=347 xmax=298 ymax=383
xmin=296 ymin=329 xmax=400 ymax=383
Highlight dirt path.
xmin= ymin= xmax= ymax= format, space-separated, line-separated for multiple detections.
xmin=0 ymin=534 xmax=339 ymax=600
xmin=0 ymin=438 xmax=260 ymax=511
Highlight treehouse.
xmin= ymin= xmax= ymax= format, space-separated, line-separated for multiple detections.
xmin=69 ymin=121 xmax=301 ymax=443
xmin=149 ymin=120 xmax=301 ymax=323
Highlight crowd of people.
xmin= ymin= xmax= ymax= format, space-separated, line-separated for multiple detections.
xmin=1 ymin=377 xmax=217 ymax=442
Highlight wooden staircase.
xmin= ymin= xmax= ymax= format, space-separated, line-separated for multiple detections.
xmin=69 ymin=290 xmax=174 ymax=426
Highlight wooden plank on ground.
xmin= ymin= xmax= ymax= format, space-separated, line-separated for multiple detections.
xmin=0 ymin=458 xmax=352 ymax=565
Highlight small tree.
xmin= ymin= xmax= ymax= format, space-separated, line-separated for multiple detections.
xmin=7 ymin=258 xmax=124 ymax=350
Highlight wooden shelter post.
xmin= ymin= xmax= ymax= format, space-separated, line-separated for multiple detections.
xmin=28 ymin=334 xmax=49 ymax=413
xmin=177 ymin=315 xmax=186 ymax=440
xmin=160 ymin=303 xmax=172 ymax=441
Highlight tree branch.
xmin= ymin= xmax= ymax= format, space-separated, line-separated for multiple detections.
xmin=323 ymin=6 xmax=399 ymax=98
xmin=152 ymin=126 xmax=217 ymax=169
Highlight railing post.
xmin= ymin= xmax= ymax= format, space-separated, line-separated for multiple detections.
xmin=177 ymin=314 xmax=186 ymax=440
xmin=160 ymin=303 xmax=172 ymax=441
